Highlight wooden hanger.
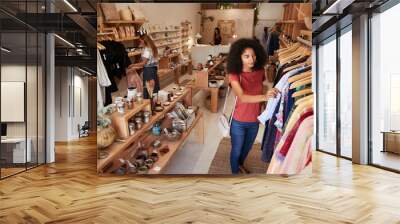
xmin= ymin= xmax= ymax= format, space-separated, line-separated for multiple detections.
xmin=288 ymin=71 xmax=311 ymax=83
xmin=279 ymin=46 xmax=307 ymax=65
xmin=290 ymin=76 xmax=312 ymax=89
xmin=292 ymin=88 xmax=313 ymax=98
xmin=97 ymin=42 xmax=105 ymax=50
xmin=294 ymin=93 xmax=313 ymax=105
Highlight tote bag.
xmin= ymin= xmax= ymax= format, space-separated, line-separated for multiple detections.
xmin=218 ymin=76 xmax=240 ymax=137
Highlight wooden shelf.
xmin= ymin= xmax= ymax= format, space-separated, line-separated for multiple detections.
xmin=110 ymin=99 xmax=151 ymax=139
xmin=150 ymin=29 xmax=180 ymax=34
xmin=207 ymin=58 xmax=226 ymax=73
xmin=115 ymin=36 xmax=140 ymax=42
xmin=103 ymin=19 xmax=146 ymax=25
xmin=152 ymin=36 xmax=180 ymax=41
xmin=157 ymin=41 xmax=180 ymax=48
xmin=148 ymin=112 xmax=203 ymax=174
xmin=300 ymin=30 xmax=312 ymax=39
xmin=97 ymin=89 xmax=191 ymax=173
xmin=280 ymin=20 xmax=296 ymax=24
xmin=97 ymin=32 xmax=114 ymax=36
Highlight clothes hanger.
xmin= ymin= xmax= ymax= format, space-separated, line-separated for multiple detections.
xmin=278 ymin=45 xmax=301 ymax=60
xmin=292 ymin=88 xmax=313 ymax=98
xmin=294 ymin=93 xmax=313 ymax=106
xmin=290 ymin=76 xmax=312 ymax=89
xmin=97 ymin=42 xmax=106 ymax=50
xmin=277 ymin=42 xmax=300 ymax=56
xmin=279 ymin=46 xmax=306 ymax=65
xmin=288 ymin=71 xmax=311 ymax=83
xmin=283 ymin=54 xmax=311 ymax=73
xmin=277 ymin=43 xmax=300 ymax=58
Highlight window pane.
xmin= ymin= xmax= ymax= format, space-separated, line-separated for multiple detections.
xmin=318 ymin=36 xmax=337 ymax=154
xmin=339 ymin=28 xmax=352 ymax=158
xmin=371 ymin=4 xmax=400 ymax=171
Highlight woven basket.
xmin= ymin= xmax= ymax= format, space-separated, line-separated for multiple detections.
xmin=97 ymin=126 xmax=117 ymax=149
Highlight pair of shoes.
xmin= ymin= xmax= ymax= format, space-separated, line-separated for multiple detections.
xmin=239 ymin=165 xmax=250 ymax=174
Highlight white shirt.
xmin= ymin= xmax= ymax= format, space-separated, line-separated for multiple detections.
xmin=142 ymin=47 xmax=157 ymax=65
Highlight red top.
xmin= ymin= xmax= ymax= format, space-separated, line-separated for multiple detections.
xmin=229 ymin=69 xmax=265 ymax=122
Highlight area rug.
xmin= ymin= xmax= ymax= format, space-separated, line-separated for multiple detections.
xmin=208 ymin=138 xmax=268 ymax=174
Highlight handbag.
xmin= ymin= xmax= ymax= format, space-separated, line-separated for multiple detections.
xmin=218 ymin=76 xmax=240 ymax=137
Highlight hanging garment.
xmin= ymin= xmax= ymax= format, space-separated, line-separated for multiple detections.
xmin=274 ymin=56 xmax=309 ymax=85
xmin=278 ymin=116 xmax=314 ymax=174
xmin=97 ymin=49 xmax=111 ymax=87
xmin=278 ymin=109 xmax=313 ymax=157
xmin=258 ymin=66 xmax=309 ymax=124
xmin=261 ymin=97 xmax=281 ymax=162
xmin=267 ymin=115 xmax=314 ymax=174
xmin=97 ymin=80 xmax=104 ymax=113
xmin=100 ymin=40 xmax=132 ymax=105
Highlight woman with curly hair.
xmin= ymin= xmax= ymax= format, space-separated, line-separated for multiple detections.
xmin=227 ymin=38 xmax=278 ymax=174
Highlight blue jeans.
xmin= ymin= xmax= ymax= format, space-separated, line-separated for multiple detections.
xmin=230 ymin=119 xmax=259 ymax=174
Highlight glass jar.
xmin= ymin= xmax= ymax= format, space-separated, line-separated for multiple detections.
xmin=128 ymin=122 xmax=136 ymax=135
xmin=117 ymin=102 xmax=125 ymax=114
xmin=136 ymin=92 xmax=143 ymax=104
xmin=143 ymin=111 xmax=151 ymax=123
xmin=152 ymin=122 xmax=161 ymax=136
xmin=135 ymin=117 xmax=143 ymax=130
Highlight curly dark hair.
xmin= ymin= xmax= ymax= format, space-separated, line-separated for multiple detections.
xmin=227 ymin=38 xmax=267 ymax=75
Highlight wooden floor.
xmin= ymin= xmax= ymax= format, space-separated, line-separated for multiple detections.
xmin=0 ymin=135 xmax=400 ymax=223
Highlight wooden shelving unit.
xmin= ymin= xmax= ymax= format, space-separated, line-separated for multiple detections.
xmin=98 ymin=15 xmax=147 ymax=64
xmin=103 ymin=19 xmax=146 ymax=25
xmin=280 ymin=3 xmax=311 ymax=41
xmin=150 ymin=29 xmax=180 ymax=34
xmin=114 ymin=36 xmax=140 ymax=42
xmin=97 ymin=88 xmax=192 ymax=173
xmin=148 ymin=112 xmax=203 ymax=174
xmin=110 ymin=100 xmax=151 ymax=138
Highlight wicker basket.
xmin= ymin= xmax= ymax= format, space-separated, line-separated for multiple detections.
xmin=97 ymin=126 xmax=117 ymax=149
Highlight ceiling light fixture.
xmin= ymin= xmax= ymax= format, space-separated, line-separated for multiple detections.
xmin=54 ymin=34 xmax=75 ymax=48
xmin=63 ymin=0 xmax=78 ymax=12
xmin=1 ymin=47 xmax=11 ymax=53
xmin=323 ymin=0 xmax=355 ymax=15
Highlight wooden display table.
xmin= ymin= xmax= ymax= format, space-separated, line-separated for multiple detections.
xmin=147 ymin=112 xmax=204 ymax=174
xmin=192 ymin=57 xmax=227 ymax=113
xmin=381 ymin=131 xmax=400 ymax=154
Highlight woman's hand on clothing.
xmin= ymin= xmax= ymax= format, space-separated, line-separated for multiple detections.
xmin=265 ymin=88 xmax=279 ymax=101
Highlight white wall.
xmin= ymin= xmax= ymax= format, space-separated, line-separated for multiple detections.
xmin=55 ymin=67 xmax=89 ymax=141
xmin=115 ymin=3 xmax=201 ymax=37
xmin=255 ymin=3 xmax=284 ymax=47
xmin=202 ymin=9 xmax=254 ymax=44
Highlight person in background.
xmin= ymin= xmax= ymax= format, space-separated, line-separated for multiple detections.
xmin=131 ymin=34 xmax=160 ymax=99
xmin=214 ymin=27 xmax=222 ymax=45
xmin=266 ymin=24 xmax=282 ymax=59
xmin=227 ymin=38 xmax=279 ymax=174
xmin=262 ymin=27 xmax=269 ymax=54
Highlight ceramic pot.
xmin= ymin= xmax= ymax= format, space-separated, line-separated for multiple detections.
xmin=120 ymin=8 xmax=132 ymax=21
